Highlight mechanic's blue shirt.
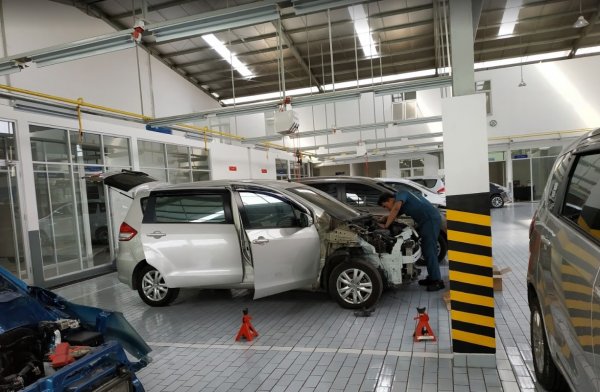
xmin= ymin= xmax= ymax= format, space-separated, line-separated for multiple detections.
xmin=395 ymin=191 xmax=440 ymax=226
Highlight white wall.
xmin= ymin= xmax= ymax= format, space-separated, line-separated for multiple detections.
xmin=0 ymin=0 xmax=219 ymax=117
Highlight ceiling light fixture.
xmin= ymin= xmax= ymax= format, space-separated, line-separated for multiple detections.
xmin=574 ymin=0 xmax=589 ymax=28
xmin=348 ymin=4 xmax=378 ymax=58
xmin=202 ymin=34 xmax=253 ymax=78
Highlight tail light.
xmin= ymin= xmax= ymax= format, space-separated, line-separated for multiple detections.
xmin=437 ymin=187 xmax=445 ymax=194
xmin=119 ymin=222 xmax=137 ymax=241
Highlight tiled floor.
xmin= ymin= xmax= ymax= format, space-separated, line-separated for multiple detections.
xmin=54 ymin=203 xmax=546 ymax=391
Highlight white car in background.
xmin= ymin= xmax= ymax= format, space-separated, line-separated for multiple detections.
xmin=406 ymin=176 xmax=446 ymax=194
xmin=377 ymin=178 xmax=446 ymax=208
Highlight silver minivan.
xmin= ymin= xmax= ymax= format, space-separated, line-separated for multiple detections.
xmin=96 ymin=173 xmax=423 ymax=309
xmin=528 ymin=128 xmax=600 ymax=391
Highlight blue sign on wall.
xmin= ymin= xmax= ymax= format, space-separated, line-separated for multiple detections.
xmin=513 ymin=154 xmax=528 ymax=159
xmin=146 ymin=125 xmax=173 ymax=135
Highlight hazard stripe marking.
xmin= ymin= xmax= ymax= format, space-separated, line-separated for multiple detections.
xmin=449 ymin=270 xmax=494 ymax=288
xmin=448 ymin=250 xmax=493 ymax=268
xmin=447 ymin=210 xmax=491 ymax=226
xmin=451 ymin=310 xmax=495 ymax=328
xmin=452 ymin=330 xmax=496 ymax=349
xmin=450 ymin=290 xmax=494 ymax=308
xmin=448 ymin=230 xmax=492 ymax=247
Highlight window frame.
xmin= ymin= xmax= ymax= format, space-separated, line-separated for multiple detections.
xmin=143 ymin=189 xmax=233 ymax=224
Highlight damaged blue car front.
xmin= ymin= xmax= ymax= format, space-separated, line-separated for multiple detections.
xmin=0 ymin=267 xmax=151 ymax=392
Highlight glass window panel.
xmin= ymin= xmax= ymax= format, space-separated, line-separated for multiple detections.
xmin=192 ymin=171 xmax=210 ymax=182
xmin=400 ymin=169 xmax=411 ymax=178
xmin=310 ymin=183 xmax=338 ymax=198
xmin=532 ymin=157 xmax=557 ymax=200
xmin=0 ymin=121 xmax=17 ymax=161
xmin=168 ymin=169 xmax=191 ymax=184
xmin=399 ymin=159 xmax=411 ymax=169
xmin=153 ymin=194 xmax=226 ymax=223
xmin=411 ymin=159 xmax=424 ymax=168
xmin=190 ymin=147 xmax=210 ymax=170
xmin=166 ymin=144 xmax=189 ymax=169
xmin=142 ymin=168 xmax=167 ymax=182
xmin=103 ymin=136 xmax=131 ymax=167
xmin=0 ymin=167 xmax=26 ymax=280
xmin=138 ymin=140 xmax=165 ymax=168
xmin=412 ymin=168 xmax=425 ymax=176
xmin=488 ymin=151 xmax=505 ymax=162
xmin=30 ymin=125 xmax=69 ymax=163
xmin=70 ymin=131 xmax=102 ymax=165
xmin=345 ymin=183 xmax=382 ymax=207
xmin=240 ymin=192 xmax=300 ymax=229
xmin=561 ymin=153 xmax=600 ymax=241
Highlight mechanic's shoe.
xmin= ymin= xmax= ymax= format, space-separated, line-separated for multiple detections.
xmin=418 ymin=276 xmax=435 ymax=286
xmin=426 ymin=280 xmax=445 ymax=292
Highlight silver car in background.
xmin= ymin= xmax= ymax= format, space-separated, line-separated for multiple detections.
xmin=95 ymin=173 xmax=423 ymax=309
xmin=527 ymin=128 xmax=600 ymax=391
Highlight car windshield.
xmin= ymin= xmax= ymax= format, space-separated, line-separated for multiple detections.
xmin=287 ymin=186 xmax=362 ymax=221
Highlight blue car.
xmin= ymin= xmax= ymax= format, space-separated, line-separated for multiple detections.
xmin=0 ymin=267 xmax=151 ymax=391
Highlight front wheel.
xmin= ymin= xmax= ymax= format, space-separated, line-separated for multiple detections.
xmin=530 ymin=300 xmax=568 ymax=391
xmin=136 ymin=265 xmax=180 ymax=306
xmin=328 ymin=261 xmax=383 ymax=309
xmin=491 ymin=194 xmax=504 ymax=208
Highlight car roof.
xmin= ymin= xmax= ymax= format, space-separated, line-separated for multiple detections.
xmin=563 ymin=128 xmax=600 ymax=155
xmin=299 ymin=176 xmax=381 ymax=183
xmin=150 ymin=179 xmax=307 ymax=192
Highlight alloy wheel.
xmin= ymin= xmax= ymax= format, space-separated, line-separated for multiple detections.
xmin=532 ymin=309 xmax=545 ymax=372
xmin=141 ymin=270 xmax=168 ymax=302
xmin=491 ymin=196 xmax=503 ymax=208
xmin=336 ymin=268 xmax=373 ymax=305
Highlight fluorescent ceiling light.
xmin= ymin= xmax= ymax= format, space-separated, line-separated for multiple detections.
xmin=474 ymin=50 xmax=569 ymax=70
xmin=211 ymin=92 xmax=220 ymax=98
xmin=222 ymin=87 xmax=319 ymax=105
xmin=348 ymin=5 xmax=378 ymax=58
xmin=202 ymin=34 xmax=253 ymax=78
xmin=576 ymin=45 xmax=600 ymax=55
xmin=498 ymin=0 xmax=523 ymax=37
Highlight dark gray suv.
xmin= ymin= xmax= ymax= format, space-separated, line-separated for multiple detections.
xmin=527 ymin=129 xmax=600 ymax=391
xmin=298 ymin=176 xmax=448 ymax=262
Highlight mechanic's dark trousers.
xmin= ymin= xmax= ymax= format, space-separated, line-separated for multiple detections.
xmin=419 ymin=213 xmax=442 ymax=281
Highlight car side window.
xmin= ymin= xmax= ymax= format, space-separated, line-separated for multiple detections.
xmin=424 ymin=179 xmax=437 ymax=188
xmin=240 ymin=191 xmax=301 ymax=229
xmin=560 ymin=152 xmax=600 ymax=242
xmin=345 ymin=184 xmax=382 ymax=207
xmin=150 ymin=194 xmax=228 ymax=223
xmin=309 ymin=183 xmax=338 ymax=199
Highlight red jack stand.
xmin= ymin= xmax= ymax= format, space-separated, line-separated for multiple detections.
xmin=235 ymin=308 xmax=259 ymax=342
xmin=413 ymin=307 xmax=436 ymax=342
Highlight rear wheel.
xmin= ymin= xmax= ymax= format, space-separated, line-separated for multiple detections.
xmin=530 ymin=299 xmax=568 ymax=391
xmin=328 ymin=260 xmax=383 ymax=309
xmin=436 ymin=235 xmax=447 ymax=263
xmin=491 ymin=194 xmax=504 ymax=208
xmin=136 ymin=265 xmax=179 ymax=306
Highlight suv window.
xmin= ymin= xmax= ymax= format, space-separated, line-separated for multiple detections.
xmin=546 ymin=153 xmax=572 ymax=211
xmin=561 ymin=152 xmax=600 ymax=241
xmin=151 ymin=194 xmax=227 ymax=223
xmin=423 ymin=179 xmax=437 ymax=188
xmin=345 ymin=183 xmax=382 ymax=207
xmin=240 ymin=191 xmax=301 ymax=229
xmin=309 ymin=183 xmax=338 ymax=199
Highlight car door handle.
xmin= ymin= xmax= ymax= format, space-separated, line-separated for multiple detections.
xmin=252 ymin=237 xmax=269 ymax=245
xmin=540 ymin=235 xmax=551 ymax=248
xmin=147 ymin=231 xmax=167 ymax=239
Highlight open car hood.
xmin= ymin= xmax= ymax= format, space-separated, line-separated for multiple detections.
xmin=0 ymin=267 xmax=151 ymax=362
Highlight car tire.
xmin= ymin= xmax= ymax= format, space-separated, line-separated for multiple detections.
xmin=530 ymin=299 xmax=568 ymax=391
xmin=328 ymin=260 xmax=383 ymax=309
xmin=490 ymin=194 xmax=504 ymax=208
xmin=136 ymin=265 xmax=179 ymax=307
xmin=437 ymin=235 xmax=447 ymax=263
xmin=95 ymin=226 xmax=109 ymax=244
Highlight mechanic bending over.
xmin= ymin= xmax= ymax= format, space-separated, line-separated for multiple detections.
xmin=377 ymin=191 xmax=445 ymax=292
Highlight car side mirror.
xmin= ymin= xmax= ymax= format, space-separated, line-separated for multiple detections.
xmin=300 ymin=212 xmax=313 ymax=228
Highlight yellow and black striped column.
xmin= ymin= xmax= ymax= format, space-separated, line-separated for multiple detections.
xmin=447 ymin=193 xmax=495 ymax=354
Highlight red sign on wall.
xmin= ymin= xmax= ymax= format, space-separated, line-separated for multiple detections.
xmin=261 ymin=169 xmax=267 ymax=174
xmin=228 ymin=166 xmax=237 ymax=171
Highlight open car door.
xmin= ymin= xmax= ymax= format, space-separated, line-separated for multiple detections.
xmin=237 ymin=189 xmax=320 ymax=299
xmin=86 ymin=170 xmax=160 ymax=194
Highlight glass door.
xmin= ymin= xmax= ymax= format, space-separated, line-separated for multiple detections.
xmin=0 ymin=121 xmax=27 ymax=281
